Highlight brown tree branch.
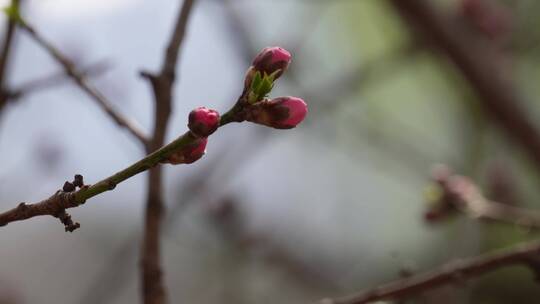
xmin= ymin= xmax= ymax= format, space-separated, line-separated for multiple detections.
xmin=318 ymin=239 xmax=540 ymax=304
xmin=0 ymin=188 xmax=80 ymax=232
xmin=0 ymin=131 xmax=197 ymax=229
xmin=388 ymin=0 xmax=540 ymax=173
xmin=8 ymin=60 xmax=110 ymax=100
xmin=18 ymin=22 xmax=149 ymax=145
xmin=0 ymin=0 xmax=21 ymax=114
xmin=427 ymin=165 xmax=540 ymax=229
xmin=140 ymin=1 xmax=196 ymax=303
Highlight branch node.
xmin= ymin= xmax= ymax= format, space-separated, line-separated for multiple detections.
xmin=107 ymin=181 xmax=116 ymax=190
xmin=63 ymin=181 xmax=76 ymax=192
xmin=17 ymin=202 xmax=28 ymax=211
xmin=55 ymin=209 xmax=80 ymax=233
xmin=73 ymin=174 xmax=84 ymax=187
xmin=139 ymin=70 xmax=157 ymax=81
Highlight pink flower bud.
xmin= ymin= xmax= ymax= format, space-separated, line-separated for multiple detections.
xmin=247 ymin=96 xmax=307 ymax=129
xmin=460 ymin=0 xmax=512 ymax=42
xmin=164 ymin=137 xmax=207 ymax=165
xmin=188 ymin=107 xmax=220 ymax=137
xmin=251 ymin=46 xmax=291 ymax=79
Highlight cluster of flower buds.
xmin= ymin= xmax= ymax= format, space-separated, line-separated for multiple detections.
xmin=164 ymin=46 xmax=307 ymax=165
xmin=243 ymin=47 xmax=308 ymax=129
xmin=163 ymin=107 xmax=219 ymax=165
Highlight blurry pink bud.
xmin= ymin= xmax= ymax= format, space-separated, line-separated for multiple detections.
xmin=164 ymin=137 xmax=208 ymax=165
xmin=247 ymin=96 xmax=307 ymax=129
xmin=460 ymin=0 xmax=512 ymax=41
xmin=188 ymin=107 xmax=220 ymax=137
xmin=251 ymin=46 xmax=291 ymax=78
xmin=424 ymin=209 xmax=447 ymax=223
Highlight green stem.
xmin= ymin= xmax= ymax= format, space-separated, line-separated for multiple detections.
xmin=219 ymin=100 xmax=245 ymax=126
xmin=74 ymin=131 xmax=196 ymax=204
xmin=73 ymin=104 xmax=247 ymax=205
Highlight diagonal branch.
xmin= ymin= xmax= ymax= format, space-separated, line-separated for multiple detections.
xmin=18 ymin=22 xmax=149 ymax=145
xmin=8 ymin=60 xmax=110 ymax=100
xmin=0 ymin=130 xmax=196 ymax=229
xmin=0 ymin=106 xmax=237 ymax=230
xmin=140 ymin=1 xmax=196 ymax=303
xmin=388 ymin=0 xmax=540 ymax=174
xmin=318 ymin=240 xmax=540 ymax=304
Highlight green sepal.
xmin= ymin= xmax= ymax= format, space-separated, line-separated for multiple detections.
xmin=258 ymin=76 xmax=273 ymax=95
xmin=423 ymin=183 xmax=443 ymax=205
xmin=250 ymin=71 xmax=263 ymax=92
xmin=267 ymin=69 xmax=281 ymax=82
xmin=247 ymin=91 xmax=258 ymax=104
xmin=248 ymin=70 xmax=278 ymax=104
xmin=3 ymin=3 xmax=24 ymax=24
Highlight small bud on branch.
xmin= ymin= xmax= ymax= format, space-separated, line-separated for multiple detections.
xmin=244 ymin=46 xmax=291 ymax=92
xmin=460 ymin=0 xmax=512 ymax=42
xmin=163 ymin=136 xmax=207 ymax=165
xmin=251 ymin=46 xmax=291 ymax=79
xmin=246 ymin=96 xmax=308 ymax=129
xmin=188 ymin=106 xmax=220 ymax=137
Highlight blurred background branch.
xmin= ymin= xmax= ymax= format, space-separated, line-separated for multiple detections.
xmin=139 ymin=0 xmax=196 ymax=303
xmin=19 ymin=21 xmax=149 ymax=145
xmin=0 ymin=0 xmax=21 ymax=116
xmin=389 ymin=0 xmax=540 ymax=173
xmin=320 ymin=239 xmax=540 ymax=304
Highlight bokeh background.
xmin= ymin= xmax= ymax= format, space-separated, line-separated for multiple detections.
xmin=1 ymin=0 xmax=540 ymax=303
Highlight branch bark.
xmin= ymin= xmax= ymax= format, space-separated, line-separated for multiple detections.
xmin=0 ymin=130 xmax=197 ymax=228
xmin=319 ymin=240 xmax=540 ymax=304
xmin=140 ymin=1 xmax=196 ymax=303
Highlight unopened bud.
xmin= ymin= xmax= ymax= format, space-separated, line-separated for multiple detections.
xmin=247 ymin=96 xmax=307 ymax=129
xmin=252 ymin=46 xmax=291 ymax=78
xmin=460 ymin=0 xmax=512 ymax=41
xmin=188 ymin=107 xmax=220 ymax=137
xmin=164 ymin=137 xmax=208 ymax=165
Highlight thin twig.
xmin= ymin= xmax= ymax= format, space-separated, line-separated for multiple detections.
xmin=18 ymin=22 xmax=149 ymax=145
xmin=140 ymin=0 xmax=196 ymax=303
xmin=8 ymin=60 xmax=110 ymax=100
xmin=0 ymin=109 xmax=236 ymax=229
xmin=0 ymin=0 xmax=21 ymax=113
xmin=0 ymin=130 xmax=191 ymax=228
xmin=318 ymin=239 xmax=540 ymax=304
